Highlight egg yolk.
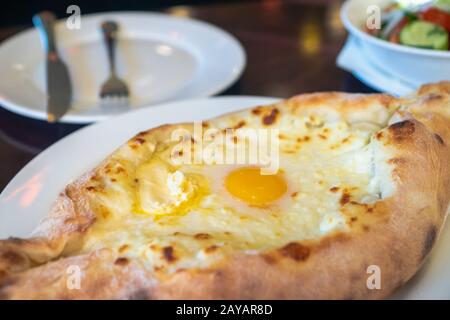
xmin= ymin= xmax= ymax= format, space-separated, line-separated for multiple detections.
xmin=224 ymin=167 xmax=287 ymax=206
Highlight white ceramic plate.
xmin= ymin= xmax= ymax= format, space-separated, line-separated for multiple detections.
xmin=0 ymin=12 xmax=246 ymax=123
xmin=0 ymin=97 xmax=448 ymax=299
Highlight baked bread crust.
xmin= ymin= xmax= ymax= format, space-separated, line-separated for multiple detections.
xmin=0 ymin=82 xmax=449 ymax=300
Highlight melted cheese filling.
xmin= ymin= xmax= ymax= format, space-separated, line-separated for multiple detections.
xmin=78 ymin=113 xmax=395 ymax=273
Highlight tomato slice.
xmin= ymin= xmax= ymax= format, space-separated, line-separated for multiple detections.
xmin=420 ymin=8 xmax=450 ymax=33
xmin=389 ymin=17 xmax=409 ymax=44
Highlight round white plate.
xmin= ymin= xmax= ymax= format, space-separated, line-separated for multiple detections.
xmin=0 ymin=96 xmax=448 ymax=299
xmin=0 ymin=12 xmax=246 ymax=123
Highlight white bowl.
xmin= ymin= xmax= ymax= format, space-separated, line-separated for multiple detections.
xmin=341 ymin=0 xmax=450 ymax=85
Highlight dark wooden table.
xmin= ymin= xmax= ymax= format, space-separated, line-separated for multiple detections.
xmin=0 ymin=0 xmax=375 ymax=192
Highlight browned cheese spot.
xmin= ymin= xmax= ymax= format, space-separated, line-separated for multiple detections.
xmin=114 ymin=257 xmax=129 ymax=266
xmin=194 ymin=233 xmax=212 ymax=240
xmin=205 ymin=245 xmax=218 ymax=253
xmin=340 ymin=192 xmax=351 ymax=206
xmin=251 ymin=107 xmax=262 ymax=115
xmin=297 ymin=136 xmax=311 ymax=143
xmin=119 ymin=244 xmax=129 ymax=253
xmin=279 ymin=242 xmax=310 ymax=262
xmin=329 ymin=186 xmax=340 ymax=193
xmin=116 ymin=167 xmax=125 ymax=174
xmin=234 ymin=121 xmax=246 ymax=129
xmin=154 ymin=266 xmax=165 ymax=272
xmin=162 ymin=246 xmax=177 ymax=263
xmin=135 ymin=138 xmax=146 ymax=144
xmin=262 ymin=108 xmax=279 ymax=125
xmin=137 ymin=130 xmax=149 ymax=137
xmin=389 ymin=120 xmax=415 ymax=141
xmin=375 ymin=132 xmax=383 ymax=140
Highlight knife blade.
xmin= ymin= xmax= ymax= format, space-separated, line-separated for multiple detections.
xmin=33 ymin=11 xmax=72 ymax=122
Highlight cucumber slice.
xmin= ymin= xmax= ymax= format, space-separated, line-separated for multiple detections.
xmin=399 ymin=20 xmax=449 ymax=50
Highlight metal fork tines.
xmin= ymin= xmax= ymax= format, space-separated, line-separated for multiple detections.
xmin=99 ymin=21 xmax=129 ymax=101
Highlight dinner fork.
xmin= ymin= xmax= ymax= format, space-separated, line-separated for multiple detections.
xmin=99 ymin=21 xmax=129 ymax=101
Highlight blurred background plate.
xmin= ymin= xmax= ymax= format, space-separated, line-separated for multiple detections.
xmin=0 ymin=11 xmax=246 ymax=123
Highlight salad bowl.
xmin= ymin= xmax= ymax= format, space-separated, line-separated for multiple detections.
xmin=341 ymin=0 xmax=450 ymax=85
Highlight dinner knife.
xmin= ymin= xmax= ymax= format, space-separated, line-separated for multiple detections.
xmin=33 ymin=11 xmax=72 ymax=122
